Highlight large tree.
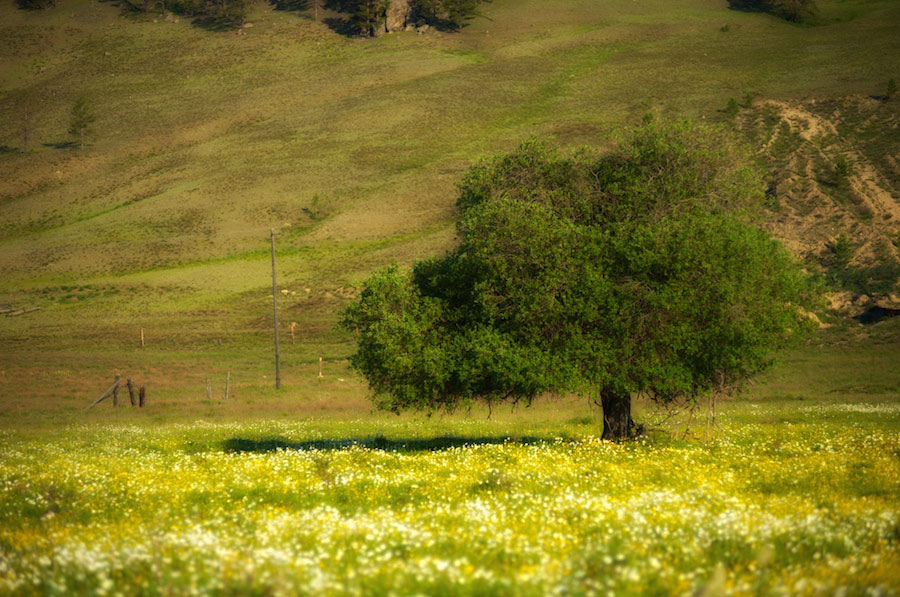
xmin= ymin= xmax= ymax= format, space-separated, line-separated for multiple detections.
xmin=341 ymin=119 xmax=819 ymax=439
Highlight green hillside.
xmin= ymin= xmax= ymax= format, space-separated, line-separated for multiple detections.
xmin=1 ymin=0 xmax=899 ymax=420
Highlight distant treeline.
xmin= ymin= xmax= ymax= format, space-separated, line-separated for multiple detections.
xmin=17 ymin=0 xmax=487 ymax=33
xmin=18 ymin=0 xmax=254 ymax=27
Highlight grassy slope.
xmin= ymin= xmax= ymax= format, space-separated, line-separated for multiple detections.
xmin=1 ymin=0 xmax=899 ymax=420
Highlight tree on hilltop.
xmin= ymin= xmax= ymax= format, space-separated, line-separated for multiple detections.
xmin=341 ymin=119 xmax=820 ymax=440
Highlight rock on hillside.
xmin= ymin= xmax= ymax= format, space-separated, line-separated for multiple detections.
xmin=385 ymin=0 xmax=412 ymax=33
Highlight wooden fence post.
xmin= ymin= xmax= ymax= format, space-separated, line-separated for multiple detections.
xmin=140 ymin=327 xmax=145 ymax=348
xmin=318 ymin=356 xmax=324 ymax=378
xmin=224 ymin=371 xmax=230 ymax=400
xmin=127 ymin=378 xmax=136 ymax=407
xmin=139 ymin=386 xmax=145 ymax=407
xmin=290 ymin=322 xmax=297 ymax=344
xmin=206 ymin=378 xmax=211 ymax=401
xmin=88 ymin=375 xmax=121 ymax=410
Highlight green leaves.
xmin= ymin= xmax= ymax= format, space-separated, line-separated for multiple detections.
xmin=343 ymin=119 xmax=819 ymax=412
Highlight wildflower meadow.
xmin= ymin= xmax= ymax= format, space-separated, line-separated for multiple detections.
xmin=1 ymin=401 xmax=898 ymax=596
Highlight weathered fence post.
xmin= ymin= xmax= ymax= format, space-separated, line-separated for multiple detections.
xmin=127 ymin=378 xmax=136 ymax=407
xmin=139 ymin=386 xmax=146 ymax=407
xmin=206 ymin=378 xmax=212 ymax=401
xmin=88 ymin=375 xmax=121 ymax=410
xmin=140 ymin=327 xmax=145 ymax=348
xmin=224 ymin=371 xmax=230 ymax=400
xmin=318 ymin=356 xmax=324 ymax=378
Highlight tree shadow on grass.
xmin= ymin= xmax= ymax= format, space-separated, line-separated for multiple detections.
xmin=320 ymin=0 xmax=360 ymax=36
xmin=270 ymin=0 xmax=309 ymax=12
xmin=96 ymin=0 xmax=244 ymax=31
xmin=726 ymin=0 xmax=769 ymax=12
xmin=190 ymin=15 xmax=243 ymax=31
xmin=43 ymin=141 xmax=77 ymax=149
xmin=323 ymin=16 xmax=356 ymax=35
xmin=223 ymin=435 xmax=546 ymax=453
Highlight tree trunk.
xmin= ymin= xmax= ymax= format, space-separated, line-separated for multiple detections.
xmin=600 ymin=388 xmax=638 ymax=441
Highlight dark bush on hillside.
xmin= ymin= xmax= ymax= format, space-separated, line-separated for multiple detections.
xmin=727 ymin=0 xmax=817 ymax=23
xmin=827 ymin=260 xmax=900 ymax=296
xmin=822 ymin=235 xmax=900 ymax=296
xmin=16 ymin=0 xmax=59 ymax=9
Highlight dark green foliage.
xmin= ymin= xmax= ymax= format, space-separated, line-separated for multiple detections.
xmin=827 ymin=260 xmax=900 ymax=297
xmin=219 ymin=0 xmax=250 ymax=26
xmin=68 ymin=96 xmax=95 ymax=149
xmin=832 ymin=154 xmax=852 ymax=188
xmin=16 ymin=0 xmax=58 ymax=9
xmin=727 ymin=0 xmax=817 ymax=23
xmin=741 ymin=92 xmax=756 ymax=109
xmin=822 ymin=234 xmax=900 ymax=296
xmin=776 ymin=0 xmax=816 ymax=23
xmin=724 ymin=97 xmax=740 ymax=119
xmin=342 ymin=120 xmax=819 ymax=424
xmin=351 ymin=0 xmax=388 ymax=36
xmin=827 ymin=234 xmax=854 ymax=268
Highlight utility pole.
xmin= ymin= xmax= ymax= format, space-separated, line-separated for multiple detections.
xmin=270 ymin=229 xmax=281 ymax=390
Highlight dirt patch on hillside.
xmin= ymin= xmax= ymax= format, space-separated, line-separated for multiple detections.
xmin=737 ymin=96 xmax=900 ymax=313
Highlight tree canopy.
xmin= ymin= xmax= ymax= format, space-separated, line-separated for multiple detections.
xmin=341 ymin=118 xmax=820 ymax=439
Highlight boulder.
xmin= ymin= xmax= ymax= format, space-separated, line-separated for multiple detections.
xmin=385 ymin=0 xmax=411 ymax=32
